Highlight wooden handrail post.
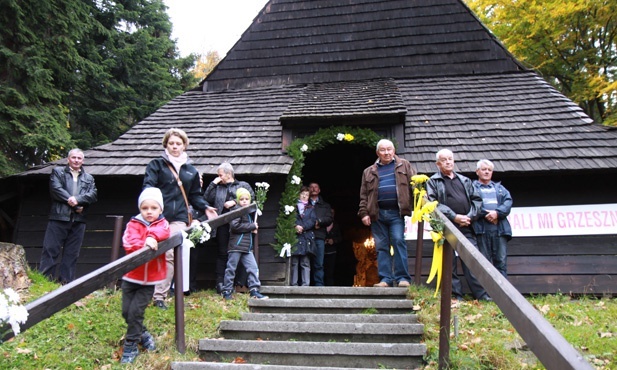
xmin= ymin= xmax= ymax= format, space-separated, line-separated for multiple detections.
xmin=107 ymin=215 xmax=124 ymax=290
xmin=173 ymin=241 xmax=186 ymax=354
xmin=168 ymin=203 xmax=257 ymax=353
xmin=438 ymin=240 xmax=453 ymax=369
xmin=414 ymin=220 xmax=424 ymax=285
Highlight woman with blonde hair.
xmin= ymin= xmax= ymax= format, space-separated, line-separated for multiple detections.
xmin=143 ymin=128 xmax=212 ymax=309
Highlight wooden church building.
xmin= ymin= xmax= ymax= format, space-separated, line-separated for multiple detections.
xmin=2 ymin=0 xmax=616 ymax=294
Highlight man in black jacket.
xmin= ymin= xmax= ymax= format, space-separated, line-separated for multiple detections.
xmin=308 ymin=182 xmax=332 ymax=286
xmin=39 ymin=148 xmax=98 ymax=284
xmin=426 ymin=149 xmax=490 ymax=301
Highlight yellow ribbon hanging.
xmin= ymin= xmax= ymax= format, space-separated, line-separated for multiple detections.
xmin=426 ymin=230 xmax=443 ymax=297
xmin=410 ymin=175 xmax=443 ymax=297
xmin=411 ymin=188 xmax=426 ymax=223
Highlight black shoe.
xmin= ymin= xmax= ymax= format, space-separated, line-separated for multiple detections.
xmin=121 ymin=341 xmax=139 ymax=364
xmin=140 ymin=331 xmax=156 ymax=351
xmin=453 ymin=295 xmax=465 ymax=302
xmin=221 ymin=290 xmax=233 ymax=300
xmin=153 ymin=300 xmax=168 ymax=310
xmin=215 ymin=282 xmax=223 ymax=294
xmin=478 ymin=295 xmax=493 ymax=302
xmin=249 ymin=289 xmax=269 ymax=300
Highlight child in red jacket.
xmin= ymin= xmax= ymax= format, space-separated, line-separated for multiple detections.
xmin=120 ymin=187 xmax=170 ymax=364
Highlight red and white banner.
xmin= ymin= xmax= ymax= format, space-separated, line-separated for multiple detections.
xmin=405 ymin=203 xmax=617 ymax=239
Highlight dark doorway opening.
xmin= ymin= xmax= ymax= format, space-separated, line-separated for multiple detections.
xmin=303 ymin=143 xmax=376 ymax=286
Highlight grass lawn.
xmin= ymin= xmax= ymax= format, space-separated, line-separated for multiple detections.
xmin=1 ymin=272 xmax=615 ymax=369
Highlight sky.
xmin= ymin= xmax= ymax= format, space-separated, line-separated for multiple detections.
xmin=163 ymin=0 xmax=270 ymax=57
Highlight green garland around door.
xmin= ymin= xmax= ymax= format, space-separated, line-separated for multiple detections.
xmin=273 ymin=126 xmax=382 ymax=257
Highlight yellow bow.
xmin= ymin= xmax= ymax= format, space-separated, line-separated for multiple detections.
xmin=426 ymin=231 xmax=444 ymax=297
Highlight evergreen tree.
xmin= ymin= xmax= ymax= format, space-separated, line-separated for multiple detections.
xmin=0 ymin=0 xmax=90 ymax=175
xmin=69 ymin=0 xmax=198 ymax=148
xmin=0 ymin=0 xmax=198 ymax=176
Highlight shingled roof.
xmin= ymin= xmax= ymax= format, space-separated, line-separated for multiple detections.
xmin=401 ymin=73 xmax=617 ymax=173
xmin=19 ymin=0 xmax=617 ymax=177
xmin=203 ymin=0 xmax=525 ymax=91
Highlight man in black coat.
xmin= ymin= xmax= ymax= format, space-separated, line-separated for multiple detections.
xmin=426 ymin=149 xmax=490 ymax=301
xmin=39 ymin=148 xmax=98 ymax=284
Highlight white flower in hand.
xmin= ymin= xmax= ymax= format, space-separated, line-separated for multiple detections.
xmin=203 ymin=223 xmax=211 ymax=233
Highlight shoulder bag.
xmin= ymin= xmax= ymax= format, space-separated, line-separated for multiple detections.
xmin=165 ymin=162 xmax=192 ymax=224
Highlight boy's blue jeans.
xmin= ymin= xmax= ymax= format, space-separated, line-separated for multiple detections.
xmin=223 ymin=251 xmax=260 ymax=292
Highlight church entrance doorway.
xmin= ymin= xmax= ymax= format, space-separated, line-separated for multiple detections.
xmin=302 ymin=143 xmax=376 ymax=286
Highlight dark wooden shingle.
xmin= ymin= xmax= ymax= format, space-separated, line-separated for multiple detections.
xmin=19 ymin=0 xmax=617 ymax=178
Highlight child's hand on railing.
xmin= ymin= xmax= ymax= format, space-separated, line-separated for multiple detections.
xmin=145 ymin=237 xmax=158 ymax=250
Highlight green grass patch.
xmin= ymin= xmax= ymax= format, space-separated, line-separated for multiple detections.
xmin=2 ymin=271 xmax=248 ymax=369
xmin=2 ymin=272 xmax=615 ymax=369
xmin=409 ymin=285 xmax=616 ymax=369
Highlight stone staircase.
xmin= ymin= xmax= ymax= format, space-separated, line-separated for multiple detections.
xmin=171 ymin=286 xmax=426 ymax=370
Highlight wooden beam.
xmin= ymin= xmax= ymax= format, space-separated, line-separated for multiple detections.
xmin=1 ymin=233 xmax=182 ymax=343
xmin=0 ymin=191 xmax=18 ymax=203
xmin=438 ymin=239 xmax=453 ymax=369
xmin=204 ymin=203 xmax=257 ymax=230
xmin=1 ymin=204 xmax=257 ymax=343
xmin=437 ymin=210 xmax=594 ymax=370
xmin=413 ymin=220 xmax=424 ymax=285
xmin=0 ymin=207 xmax=15 ymax=227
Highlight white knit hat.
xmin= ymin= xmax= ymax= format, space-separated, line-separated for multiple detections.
xmin=138 ymin=187 xmax=164 ymax=211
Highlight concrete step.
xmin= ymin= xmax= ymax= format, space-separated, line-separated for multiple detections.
xmin=259 ymin=286 xmax=409 ymax=300
xmin=219 ymin=320 xmax=424 ymax=343
xmin=248 ymin=298 xmax=415 ymax=314
xmin=172 ymin=286 xmax=426 ymax=369
xmin=172 ymin=363 xmax=382 ymax=370
xmin=197 ymin=339 xmax=426 ymax=369
xmin=241 ymin=312 xmax=419 ymax=323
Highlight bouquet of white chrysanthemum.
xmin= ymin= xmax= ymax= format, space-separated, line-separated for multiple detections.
xmin=188 ymin=222 xmax=212 ymax=246
xmin=1 ymin=288 xmax=29 ymax=340
xmin=254 ymin=182 xmax=270 ymax=221
xmin=254 ymin=182 xmax=270 ymax=213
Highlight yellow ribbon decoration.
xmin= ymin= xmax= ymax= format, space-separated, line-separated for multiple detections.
xmin=411 ymin=188 xmax=426 ymax=223
xmin=410 ymin=175 xmax=444 ymax=297
xmin=410 ymin=174 xmax=430 ymax=223
xmin=426 ymin=230 xmax=444 ymax=297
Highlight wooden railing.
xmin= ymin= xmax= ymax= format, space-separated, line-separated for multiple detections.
xmin=1 ymin=204 xmax=257 ymax=352
xmin=432 ymin=209 xmax=594 ymax=370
